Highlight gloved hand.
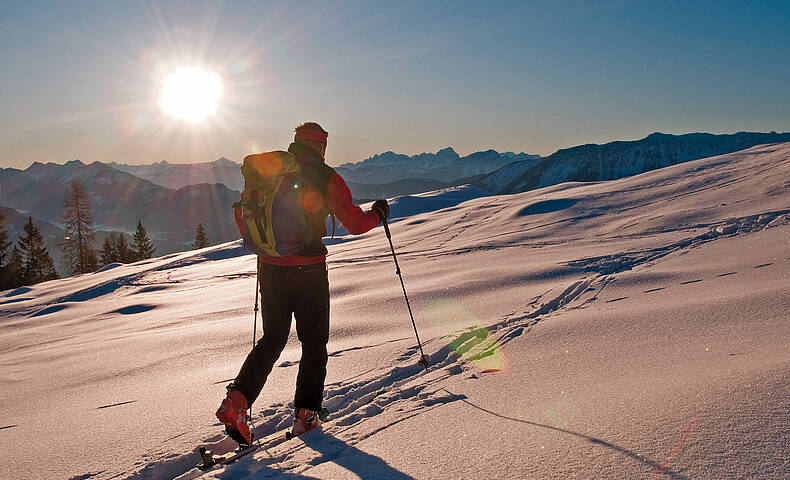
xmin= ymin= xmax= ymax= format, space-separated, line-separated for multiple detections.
xmin=372 ymin=199 xmax=390 ymax=222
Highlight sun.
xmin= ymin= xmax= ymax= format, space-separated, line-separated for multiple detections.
xmin=158 ymin=66 xmax=224 ymax=123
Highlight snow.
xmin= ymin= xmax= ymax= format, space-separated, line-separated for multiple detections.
xmin=1 ymin=143 xmax=789 ymax=479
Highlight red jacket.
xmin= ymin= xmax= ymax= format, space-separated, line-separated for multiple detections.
xmin=254 ymin=171 xmax=380 ymax=266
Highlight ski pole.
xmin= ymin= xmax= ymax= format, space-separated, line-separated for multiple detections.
xmin=252 ymin=261 xmax=259 ymax=350
xmin=382 ymin=218 xmax=429 ymax=370
xmin=249 ymin=259 xmax=261 ymax=434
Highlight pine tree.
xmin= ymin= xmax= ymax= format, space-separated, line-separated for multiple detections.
xmin=18 ymin=216 xmax=58 ymax=285
xmin=0 ymin=211 xmax=10 ymax=267
xmin=0 ymin=212 xmax=13 ymax=290
xmin=40 ymin=251 xmax=59 ymax=283
xmin=2 ymin=246 xmax=24 ymax=290
xmin=61 ymin=180 xmax=98 ymax=275
xmin=131 ymin=220 xmax=155 ymax=261
xmin=115 ymin=233 xmax=131 ymax=263
xmin=99 ymin=232 xmax=119 ymax=266
xmin=192 ymin=223 xmax=210 ymax=249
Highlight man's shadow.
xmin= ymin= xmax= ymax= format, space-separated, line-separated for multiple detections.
xmin=301 ymin=432 xmax=417 ymax=480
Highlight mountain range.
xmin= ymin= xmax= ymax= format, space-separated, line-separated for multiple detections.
xmin=108 ymin=147 xmax=542 ymax=200
xmin=2 ymin=131 xmax=788 ymax=275
xmin=109 ymin=157 xmax=245 ymax=191
xmin=477 ymin=131 xmax=790 ymax=194
xmin=336 ymin=147 xmax=541 ymax=185
xmin=0 ymin=160 xmax=240 ymax=268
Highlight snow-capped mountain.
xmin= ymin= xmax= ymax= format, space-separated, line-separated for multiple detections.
xmin=110 ymin=157 xmax=245 ymax=191
xmin=479 ymin=131 xmax=790 ymax=194
xmin=106 ymin=149 xmax=535 ymax=201
xmin=345 ymin=178 xmax=451 ymax=201
xmin=336 ymin=147 xmax=541 ymax=184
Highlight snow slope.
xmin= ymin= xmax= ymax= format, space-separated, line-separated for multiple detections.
xmin=1 ymin=143 xmax=789 ymax=479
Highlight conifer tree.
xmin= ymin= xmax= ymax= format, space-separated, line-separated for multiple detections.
xmin=100 ymin=232 xmax=119 ymax=266
xmin=192 ymin=223 xmax=210 ymax=249
xmin=131 ymin=220 xmax=155 ymax=261
xmin=0 ymin=212 xmax=13 ymax=290
xmin=115 ymin=233 xmax=131 ymax=263
xmin=2 ymin=246 xmax=24 ymax=290
xmin=0 ymin=211 xmax=10 ymax=267
xmin=61 ymin=180 xmax=98 ymax=274
xmin=18 ymin=216 xmax=58 ymax=285
xmin=40 ymin=250 xmax=59 ymax=283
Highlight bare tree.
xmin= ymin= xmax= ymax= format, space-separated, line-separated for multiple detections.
xmin=61 ymin=181 xmax=97 ymax=274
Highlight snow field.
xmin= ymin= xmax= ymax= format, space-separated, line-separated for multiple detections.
xmin=1 ymin=143 xmax=789 ymax=479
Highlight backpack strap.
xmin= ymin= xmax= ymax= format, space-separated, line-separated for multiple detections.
xmin=236 ymin=151 xmax=300 ymax=257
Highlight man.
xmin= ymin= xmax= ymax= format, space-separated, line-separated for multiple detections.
xmin=216 ymin=122 xmax=389 ymax=444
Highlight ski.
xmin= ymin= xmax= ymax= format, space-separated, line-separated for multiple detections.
xmin=196 ymin=429 xmax=291 ymax=470
xmin=193 ymin=409 xmax=328 ymax=472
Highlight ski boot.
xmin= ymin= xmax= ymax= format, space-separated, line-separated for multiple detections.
xmin=291 ymin=407 xmax=322 ymax=437
xmin=216 ymin=385 xmax=252 ymax=445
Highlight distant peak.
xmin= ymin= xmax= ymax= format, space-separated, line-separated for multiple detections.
xmin=65 ymin=159 xmax=85 ymax=167
xmin=646 ymin=132 xmax=670 ymax=139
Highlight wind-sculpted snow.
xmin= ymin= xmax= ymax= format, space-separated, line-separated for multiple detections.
xmin=2 ymin=143 xmax=790 ymax=479
xmin=479 ymin=132 xmax=790 ymax=194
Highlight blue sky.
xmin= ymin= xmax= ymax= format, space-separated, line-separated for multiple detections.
xmin=1 ymin=0 xmax=788 ymax=168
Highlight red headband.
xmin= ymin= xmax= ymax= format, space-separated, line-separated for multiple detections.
xmin=294 ymin=129 xmax=328 ymax=143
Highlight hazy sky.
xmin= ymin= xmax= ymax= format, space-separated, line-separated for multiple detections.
xmin=1 ymin=0 xmax=789 ymax=168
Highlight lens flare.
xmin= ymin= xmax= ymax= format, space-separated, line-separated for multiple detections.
xmin=426 ymin=298 xmax=508 ymax=373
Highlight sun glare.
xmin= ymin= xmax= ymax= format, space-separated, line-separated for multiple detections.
xmin=158 ymin=66 xmax=223 ymax=123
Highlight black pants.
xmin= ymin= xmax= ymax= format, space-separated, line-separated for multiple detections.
xmin=234 ymin=260 xmax=330 ymax=411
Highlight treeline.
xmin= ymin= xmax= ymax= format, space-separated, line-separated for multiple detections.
xmin=0 ymin=181 xmax=212 ymax=291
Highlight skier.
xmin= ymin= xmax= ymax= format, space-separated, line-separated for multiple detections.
xmin=216 ymin=122 xmax=390 ymax=445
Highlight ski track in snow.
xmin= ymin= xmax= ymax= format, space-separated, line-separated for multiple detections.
xmin=119 ymin=229 xmax=784 ymax=479
xmin=123 ymin=274 xmax=604 ymax=479
xmin=118 ymin=244 xmax=774 ymax=480
xmin=154 ymin=238 xmax=789 ymax=476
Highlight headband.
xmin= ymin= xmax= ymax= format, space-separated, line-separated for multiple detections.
xmin=294 ymin=129 xmax=328 ymax=143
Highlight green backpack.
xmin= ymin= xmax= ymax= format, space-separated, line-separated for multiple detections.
xmin=233 ymin=151 xmax=334 ymax=257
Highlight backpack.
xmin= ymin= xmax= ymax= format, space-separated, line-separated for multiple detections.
xmin=233 ymin=150 xmax=334 ymax=257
